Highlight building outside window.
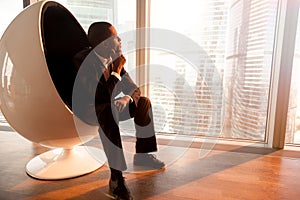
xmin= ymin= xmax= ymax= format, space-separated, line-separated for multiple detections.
xmin=149 ymin=0 xmax=278 ymax=141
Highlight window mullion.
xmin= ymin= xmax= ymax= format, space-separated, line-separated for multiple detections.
xmin=136 ymin=0 xmax=150 ymax=97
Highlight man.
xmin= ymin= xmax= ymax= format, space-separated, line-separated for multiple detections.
xmin=73 ymin=22 xmax=164 ymax=200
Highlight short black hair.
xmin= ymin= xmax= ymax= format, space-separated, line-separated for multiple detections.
xmin=88 ymin=22 xmax=113 ymax=47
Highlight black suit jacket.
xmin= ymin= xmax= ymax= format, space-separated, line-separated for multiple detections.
xmin=72 ymin=47 xmax=141 ymax=125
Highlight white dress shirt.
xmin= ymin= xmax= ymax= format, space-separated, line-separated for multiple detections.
xmin=94 ymin=50 xmax=133 ymax=103
xmin=93 ymin=50 xmax=122 ymax=81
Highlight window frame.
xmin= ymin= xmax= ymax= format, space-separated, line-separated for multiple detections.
xmin=136 ymin=0 xmax=300 ymax=148
xmin=26 ymin=0 xmax=300 ymax=149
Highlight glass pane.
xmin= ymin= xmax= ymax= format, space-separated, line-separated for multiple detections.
xmin=0 ymin=0 xmax=23 ymax=38
xmin=149 ymin=0 xmax=278 ymax=140
xmin=285 ymin=7 xmax=300 ymax=145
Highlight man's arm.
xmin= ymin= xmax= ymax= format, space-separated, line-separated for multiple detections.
xmin=73 ymin=49 xmax=113 ymax=123
xmin=120 ymin=72 xmax=141 ymax=106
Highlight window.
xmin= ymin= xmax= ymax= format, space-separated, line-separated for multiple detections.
xmin=0 ymin=0 xmax=23 ymax=38
xmin=149 ymin=0 xmax=278 ymax=141
xmin=5 ymin=0 xmax=300 ymax=147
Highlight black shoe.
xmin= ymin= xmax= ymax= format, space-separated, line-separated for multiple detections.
xmin=109 ymin=176 xmax=133 ymax=200
xmin=134 ymin=153 xmax=165 ymax=169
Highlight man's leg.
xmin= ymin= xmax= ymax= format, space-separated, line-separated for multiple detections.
xmin=133 ymin=97 xmax=158 ymax=153
xmin=97 ymin=106 xmax=127 ymax=171
xmin=97 ymin=106 xmax=133 ymax=200
xmin=131 ymin=97 xmax=165 ymax=168
xmin=118 ymin=96 xmax=164 ymax=169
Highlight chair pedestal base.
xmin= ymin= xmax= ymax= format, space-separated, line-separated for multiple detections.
xmin=26 ymin=146 xmax=106 ymax=180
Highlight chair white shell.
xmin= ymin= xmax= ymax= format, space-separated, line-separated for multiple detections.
xmin=0 ymin=0 xmax=105 ymax=180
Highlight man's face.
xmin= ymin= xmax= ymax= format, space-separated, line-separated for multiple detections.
xmin=107 ymin=26 xmax=122 ymax=59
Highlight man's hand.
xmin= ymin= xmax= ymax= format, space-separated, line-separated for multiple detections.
xmin=114 ymin=96 xmax=131 ymax=112
xmin=111 ymin=54 xmax=126 ymax=75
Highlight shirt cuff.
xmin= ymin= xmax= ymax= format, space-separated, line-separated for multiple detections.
xmin=125 ymin=95 xmax=133 ymax=103
xmin=111 ymin=72 xmax=122 ymax=81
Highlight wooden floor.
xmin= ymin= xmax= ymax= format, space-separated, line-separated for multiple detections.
xmin=1 ymin=130 xmax=300 ymax=200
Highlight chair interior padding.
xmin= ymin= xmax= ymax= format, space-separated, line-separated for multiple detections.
xmin=41 ymin=2 xmax=90 ymax=110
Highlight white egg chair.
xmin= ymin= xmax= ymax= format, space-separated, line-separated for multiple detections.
xmin=0 ymin=0 xmax=105 ymax=180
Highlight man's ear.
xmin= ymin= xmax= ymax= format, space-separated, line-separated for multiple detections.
xmin=102 ymin=40 xmax=110 ymax=48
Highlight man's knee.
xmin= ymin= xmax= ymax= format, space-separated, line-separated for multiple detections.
xmin=138 ymin=96 xmax=152 ymax=109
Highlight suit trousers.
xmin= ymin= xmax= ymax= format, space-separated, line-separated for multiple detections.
xmin=97 ymin=97 xmax=158 ymax=171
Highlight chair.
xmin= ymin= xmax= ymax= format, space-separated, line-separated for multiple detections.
xmin=0 ymin=0 xmax=105 ymax=180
